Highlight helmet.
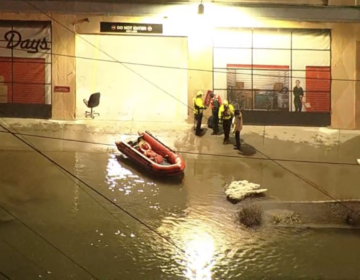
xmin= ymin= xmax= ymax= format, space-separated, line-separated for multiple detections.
xmin=223 ymin=100 xmax=229 ymax=106
xmin=196 ymin=91 xmax=204 ymax=97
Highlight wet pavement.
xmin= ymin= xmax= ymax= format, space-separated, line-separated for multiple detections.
xmin=1 ymin=118 xmax=360 ymax=279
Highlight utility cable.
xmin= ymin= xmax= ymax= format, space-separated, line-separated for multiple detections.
xmin=1 ymin=117 xmax=359 ymax=221
xmin=9 ymin=1 xmax=360 ymax=217
xmin=0 ymin=129 xmax=358 ymax=167
xmin=247 ymin=139 xmax=360 ymax=217
xmin=0 ymin=202 xmax=100 ymax=280
xmin=1 ymin=0 xmax=342 ymax=137
xmin=0 ymin=121 xmax=186 ymax=254
xmin=14 ymin=1 xmax=360 ymax=219
xmin=0 ymin=238 xmax=58 ymax=280
xmin=0 ymin=271 xmax=11 ymax=280
xmin=1 ymin=119 xmax=359 ymax=220
xmin=0 ymin=44 xmax=352 ymax=84
xmin=1 ymin=5 xmax=355 ymax=280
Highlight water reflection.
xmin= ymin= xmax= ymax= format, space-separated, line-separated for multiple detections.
xmin=155 ymin=200 xmax=276 ymax=280
xmin=106 ymin=153 xmax=134 ymax=181
xmin=105 ymin=154 xmax=158 ymax=199
xmin=72 ymin=185 xmax=79 ymax=213
xmin=183 ymin=231 xmax=215 ymax=280
xmin=71 ymin=152 xmax=360 ymax=279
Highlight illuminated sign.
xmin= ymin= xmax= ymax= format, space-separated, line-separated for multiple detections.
xmin=100 ymin=22 xmax=163 ymax=34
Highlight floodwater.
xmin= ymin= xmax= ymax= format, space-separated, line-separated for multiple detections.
xmin=1 ymin=144 xmax=360 ymax=280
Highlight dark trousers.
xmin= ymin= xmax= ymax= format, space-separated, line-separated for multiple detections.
xmin=223 ymin=118 xmax=232 ymax=142
xmin=195 ymin=113 xmax=203 ymax=135
xmin=294 ymin=99 xmax=302 ymax=112
xmin=235 ymin=131 xmax=241 ymax=149
xmin=212 ymin=110 xmax=219 ymax=133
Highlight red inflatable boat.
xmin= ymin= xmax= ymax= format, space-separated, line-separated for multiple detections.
xmin=115 ymin=131 xmax=185 ymax=177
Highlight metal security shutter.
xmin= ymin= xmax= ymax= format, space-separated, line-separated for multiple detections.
xmin=305 ymin=66 xmax=331 ymax=112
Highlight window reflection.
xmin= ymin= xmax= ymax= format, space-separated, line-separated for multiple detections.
xmin=213 ymin=28 xmax=331 ymax=113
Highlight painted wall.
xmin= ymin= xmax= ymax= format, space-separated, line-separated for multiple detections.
xmin=0 ymin=11 xmax=359 ymax=128
xmin=75 ymin=34 xmax=188 ymax=122
xmin=356 ymin=42 xmax=360 ymax=128
xmin=72 ymin=14 xmax=360 ymax=128
xmin=228 ymin=0 xmax=327 ymax=4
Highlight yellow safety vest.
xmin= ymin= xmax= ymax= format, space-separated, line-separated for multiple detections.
xmin=193 ymin=97 xmax=205 ymax=115
xmin=219 ymin=104 xmax=234 ymax=120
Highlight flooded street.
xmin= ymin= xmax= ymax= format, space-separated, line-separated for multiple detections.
xmin=1 ymin=119 xmax=360 ymax=279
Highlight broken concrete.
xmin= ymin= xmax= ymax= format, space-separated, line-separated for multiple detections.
xmin=252 ymin=200 xmax=360 ymax=229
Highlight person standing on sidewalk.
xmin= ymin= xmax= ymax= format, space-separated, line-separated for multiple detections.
xmin=193 ymin=91 xmax=207 ymax=136
xmin=232 ymin=109 xmax=243 ymax=150
xmin=293 ymin=80 xmax=304 ymax=112
xmin=209 ymin=92 xmax=222 ymax=135
xmin=218 ymin=100 xmax=234 ymax=144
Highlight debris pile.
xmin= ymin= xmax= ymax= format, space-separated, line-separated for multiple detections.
xmin=225 ymin=180 xmax=267 ymax=203
xmin=237 ymin=204 xmax=262 ymax=228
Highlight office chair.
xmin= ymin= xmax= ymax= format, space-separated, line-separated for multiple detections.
xmin=83 ymin=92 xmax=101 ymax=119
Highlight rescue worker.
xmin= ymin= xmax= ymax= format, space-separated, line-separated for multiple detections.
xmin=218 ymin=100 xmax=234 ymax=144
xmin=209 ymin=92 xmax=222 ymax=135
xmin=193 ymin=91 xmax=207 ymax=136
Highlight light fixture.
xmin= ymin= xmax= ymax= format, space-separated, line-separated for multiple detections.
xmin=198 ymin=2 xmax=204 ymax=15
xmin=72 ymin=18 xmax=90 ymax=26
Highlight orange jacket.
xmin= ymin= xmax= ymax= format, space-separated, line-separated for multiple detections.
xmin=210 ymin=94 xmax=222 ymax=110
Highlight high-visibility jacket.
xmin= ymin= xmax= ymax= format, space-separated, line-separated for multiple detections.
xmin=193 ymin=97 xmax=206 ymax=115
xmin=218 ymin=103 xmax=234 ymax=120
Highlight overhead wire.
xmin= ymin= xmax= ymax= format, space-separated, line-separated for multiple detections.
xmin=0 ymin=5 xmax=356 ymax=280
xmin=1 ymin=116 xmax=359 ymax=220
xmin=0 ymin=0 xmax=199 ymax=262
xmin=2 ymin=0 xmax=358 ymax=244
xmin=0 ymin=238 xmax=59 ymax=280
xmin=6 ymin=0 xmax=360 ymax=219
xmin=0 ymin=114 xmax=188 ymax=276
xmin=0 ymin=120 xmax=186 ymax=254
xmin=0 ymin=271 xmax=11 ymax=280
xmin=0 ymin=44 xmax=353 ymax=84
xmin=0 ymin=129 xmax=358 ymax=167
xmin=0 ymin=9 xmax=358 ymax=280
xmin=0 ymin=201 xmax=101 ymax=280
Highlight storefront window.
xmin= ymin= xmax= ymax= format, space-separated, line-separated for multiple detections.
xmin=213 ymin=28 xmax=331 ymax=114
xmin=291 ymin=50 xmax=331 ymax=113
xmin=0 ymin=21 xmax=52 ymax=108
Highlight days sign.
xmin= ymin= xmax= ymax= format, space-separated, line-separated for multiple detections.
xmin=4 ymin=30 xmax=51 ymax=54
xmin=54 ymin=86 xmax=70 ymax=93
xmin=100 ymin=22 xmax=163 ymax=34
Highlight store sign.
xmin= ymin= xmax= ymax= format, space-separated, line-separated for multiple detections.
xmin=4 ymin=30 xmax=50 ymax=54
xmin=54 ymin=86 xmax=70 ymax=93
xmin=100 ymin=22 xmax=163 ymax=34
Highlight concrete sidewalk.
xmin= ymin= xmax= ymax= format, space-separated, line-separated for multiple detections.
xmin=0 ymin=117 xmax=359 ymax=164
xmin=1 ymin=118 xmax=360 ymax=202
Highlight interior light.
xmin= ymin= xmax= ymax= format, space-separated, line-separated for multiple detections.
xmin=198 ymin=3 xmax=204 ymax=15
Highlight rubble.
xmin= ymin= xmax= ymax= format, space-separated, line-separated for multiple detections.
xmin=225 ymin=180 xmax=267 ymax=203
